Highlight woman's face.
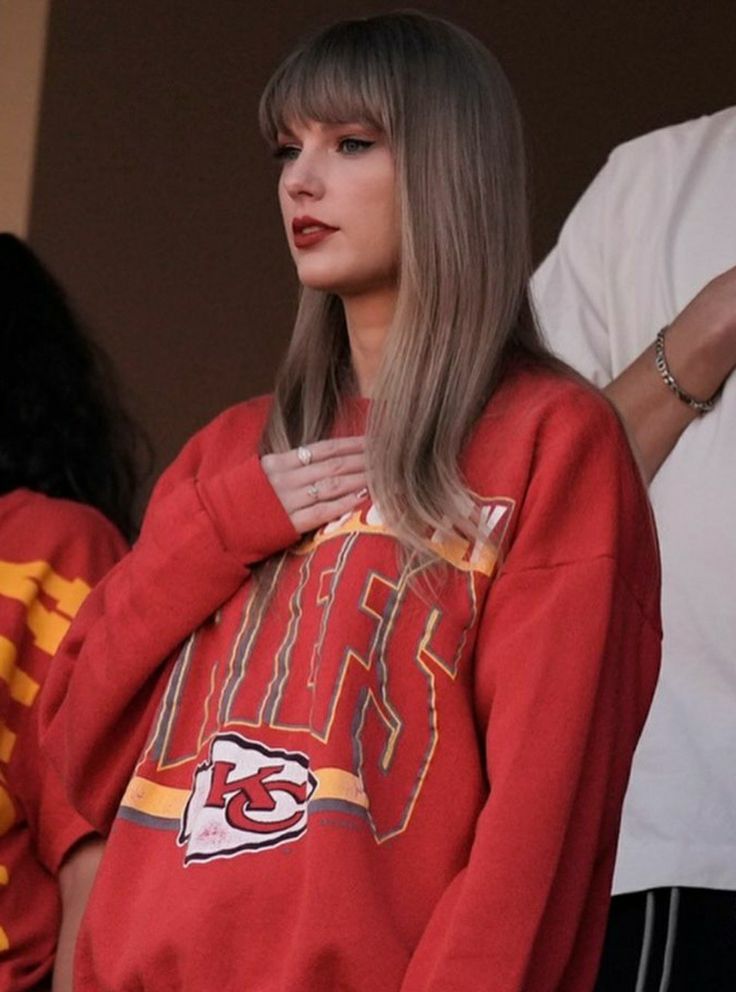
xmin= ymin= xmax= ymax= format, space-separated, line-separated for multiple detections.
xmin=277 ymin=120 xmax=400 ymax=299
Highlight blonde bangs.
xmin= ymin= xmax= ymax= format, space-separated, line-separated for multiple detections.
xmin=258 ymin=26 xmax=395 ymax=145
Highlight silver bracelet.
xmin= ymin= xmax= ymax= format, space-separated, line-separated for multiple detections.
xmin=654 ymin=327 xmax=716 ymax=414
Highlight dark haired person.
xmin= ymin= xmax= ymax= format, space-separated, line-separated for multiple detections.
xmin=43 ymin=14 xmax=660 ymax=991
xmin=0 ymin=234 xmax=140 ymax=989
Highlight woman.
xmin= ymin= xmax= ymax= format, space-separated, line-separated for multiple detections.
xmin=42 ymin=13 xmax=661 ymax=991
xmin=0 ymin=233 xmax=139 ymax=990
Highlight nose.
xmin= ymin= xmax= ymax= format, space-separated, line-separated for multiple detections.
xmin=281 ymin=149 xmax=326 ymax=201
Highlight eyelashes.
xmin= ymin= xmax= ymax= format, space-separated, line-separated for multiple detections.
xmin=273 ymin=137 xmax=376 ymax=163
xmin=337 ymin=138 xmax=375 ymax=155
xmin=273 ymin=145 xmax=300 ymax=162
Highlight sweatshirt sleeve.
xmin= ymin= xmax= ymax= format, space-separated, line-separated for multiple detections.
xmin=401 ymin=391 xmax=661 ymax=992
xmin=0 ymin=497 xmax=127 ymax=990
xmin=18 ymin=508 xmax=129 ymax=873
xmin=40 ymin=402 xmax=299 ymax=835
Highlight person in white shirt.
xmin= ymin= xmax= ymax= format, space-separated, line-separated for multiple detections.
xmin=532 ymin=108 xmax=736 ymax=991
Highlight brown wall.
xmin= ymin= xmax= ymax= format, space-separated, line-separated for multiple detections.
xmin=28 ymin=0 xmax=736 ymax=495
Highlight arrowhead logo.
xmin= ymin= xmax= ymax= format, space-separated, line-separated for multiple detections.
xmin=179 ymin=734 xmax=317 ymax=863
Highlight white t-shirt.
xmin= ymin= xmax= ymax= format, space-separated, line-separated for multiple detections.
xmin=532 ymin=107 xmax=736 ymax=895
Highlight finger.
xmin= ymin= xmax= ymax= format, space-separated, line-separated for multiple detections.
xmin=269 ymin=462 xmax=367 ymax=514
xmin=291 ymin=489 xmax=368 ymax=534
xmin=293 ymin=472 xmax=368 ymax=510
xmin=263 ymin=438 xmax=367 ymax=476
xmin=297 ymin=453 xmax=367 ymax=485
xmin=276 ymin=471 xmax=367 ymax=515
xmin=289 ymin=436 xmax=366 ymax=469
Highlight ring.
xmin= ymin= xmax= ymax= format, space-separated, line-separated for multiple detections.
xmin=297 ymin=445 xmax=313 ymax=466
xmin=307 ymin=483 xmax=319 ymax=501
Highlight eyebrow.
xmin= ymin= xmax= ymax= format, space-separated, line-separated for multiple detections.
xmin=277 ymin=120 xmax=380 ymax=139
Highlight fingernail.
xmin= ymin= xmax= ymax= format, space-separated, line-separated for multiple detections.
xmin=356 ymin=487 xmax=369 ymax=499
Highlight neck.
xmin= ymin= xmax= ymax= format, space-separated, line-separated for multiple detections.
xmin=342 ymin=286 xmax=397 ymax=397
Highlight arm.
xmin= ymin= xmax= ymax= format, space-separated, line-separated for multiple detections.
xmin=532 ymin=143 xmax=736 ymax=484
xmin=604 ymin=266 xmax=736 ymax=482
xmin=403 ymin=566 xmax=660 ymax=992
xmin=52 ymin=837 xmax=104 ymax=992
xmin=0 ymin=498 xmax=126 ymax=992
xmin=40 ymin=432 xmax=300 ymax=833
xmin=401 ymin=396 xmax=661 ymax=992
xmin=41 ymin=405 xmax=368 ymax=834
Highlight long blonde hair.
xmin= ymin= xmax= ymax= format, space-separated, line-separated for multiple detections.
xmin=259 ymin=11 xmax=552 ymax=556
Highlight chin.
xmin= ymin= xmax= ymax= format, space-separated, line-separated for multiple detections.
xmin=295 ymin=265 xmax=350 ymax=294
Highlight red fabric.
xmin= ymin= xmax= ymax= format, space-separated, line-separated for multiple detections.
xmin=41 ymin=397 xmax=299 ymax=834
xmin=43 ymin=370 xmax=661 ymax=992
xmin=0 ymin=490 xmax=126 ymax=991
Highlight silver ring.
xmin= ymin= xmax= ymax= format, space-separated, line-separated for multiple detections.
xmin=307 ymin=483 xmax=319 ymax=501
xmin=297 ymin=445 xmax=313 ymax=466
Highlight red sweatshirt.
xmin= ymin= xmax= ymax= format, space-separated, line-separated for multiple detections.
xmin=0 ymin=490 xmax=126 ymax=991
xmin=42 ymin=365 xmax=661 ymax=991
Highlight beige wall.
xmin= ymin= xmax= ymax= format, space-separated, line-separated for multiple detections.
xmin=0 ymin=0 xmax=49 ymax=235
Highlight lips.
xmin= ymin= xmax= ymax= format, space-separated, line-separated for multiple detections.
xmin=292 ymin=215 xmax=338 ymax=249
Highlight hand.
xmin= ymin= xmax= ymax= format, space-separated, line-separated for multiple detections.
xmin=261 ymin=436 xmax=368 ymax=534
xmin=668 ymin=264 xmax=736 ymax=392
xmin=604 ymin=264 xmax=736 ymax=484
xmin=53 ymin=837 xmax=105 ymax=992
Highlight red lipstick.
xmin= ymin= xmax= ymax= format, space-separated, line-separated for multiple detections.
xmin=292 ymin=215 xmax=338 ymax=249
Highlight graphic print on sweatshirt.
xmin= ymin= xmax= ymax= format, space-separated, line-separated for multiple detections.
xmin=179 ymin=734 xmax=318 ymax=861
xmin=119 ymin=497 xmax=514 ymax=863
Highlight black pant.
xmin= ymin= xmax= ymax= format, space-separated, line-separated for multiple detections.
xmin=595 ymin=887 xmax=736 ymax=992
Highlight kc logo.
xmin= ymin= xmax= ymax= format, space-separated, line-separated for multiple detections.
xmin=179 ymin=734 xmax=317 ymax=863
